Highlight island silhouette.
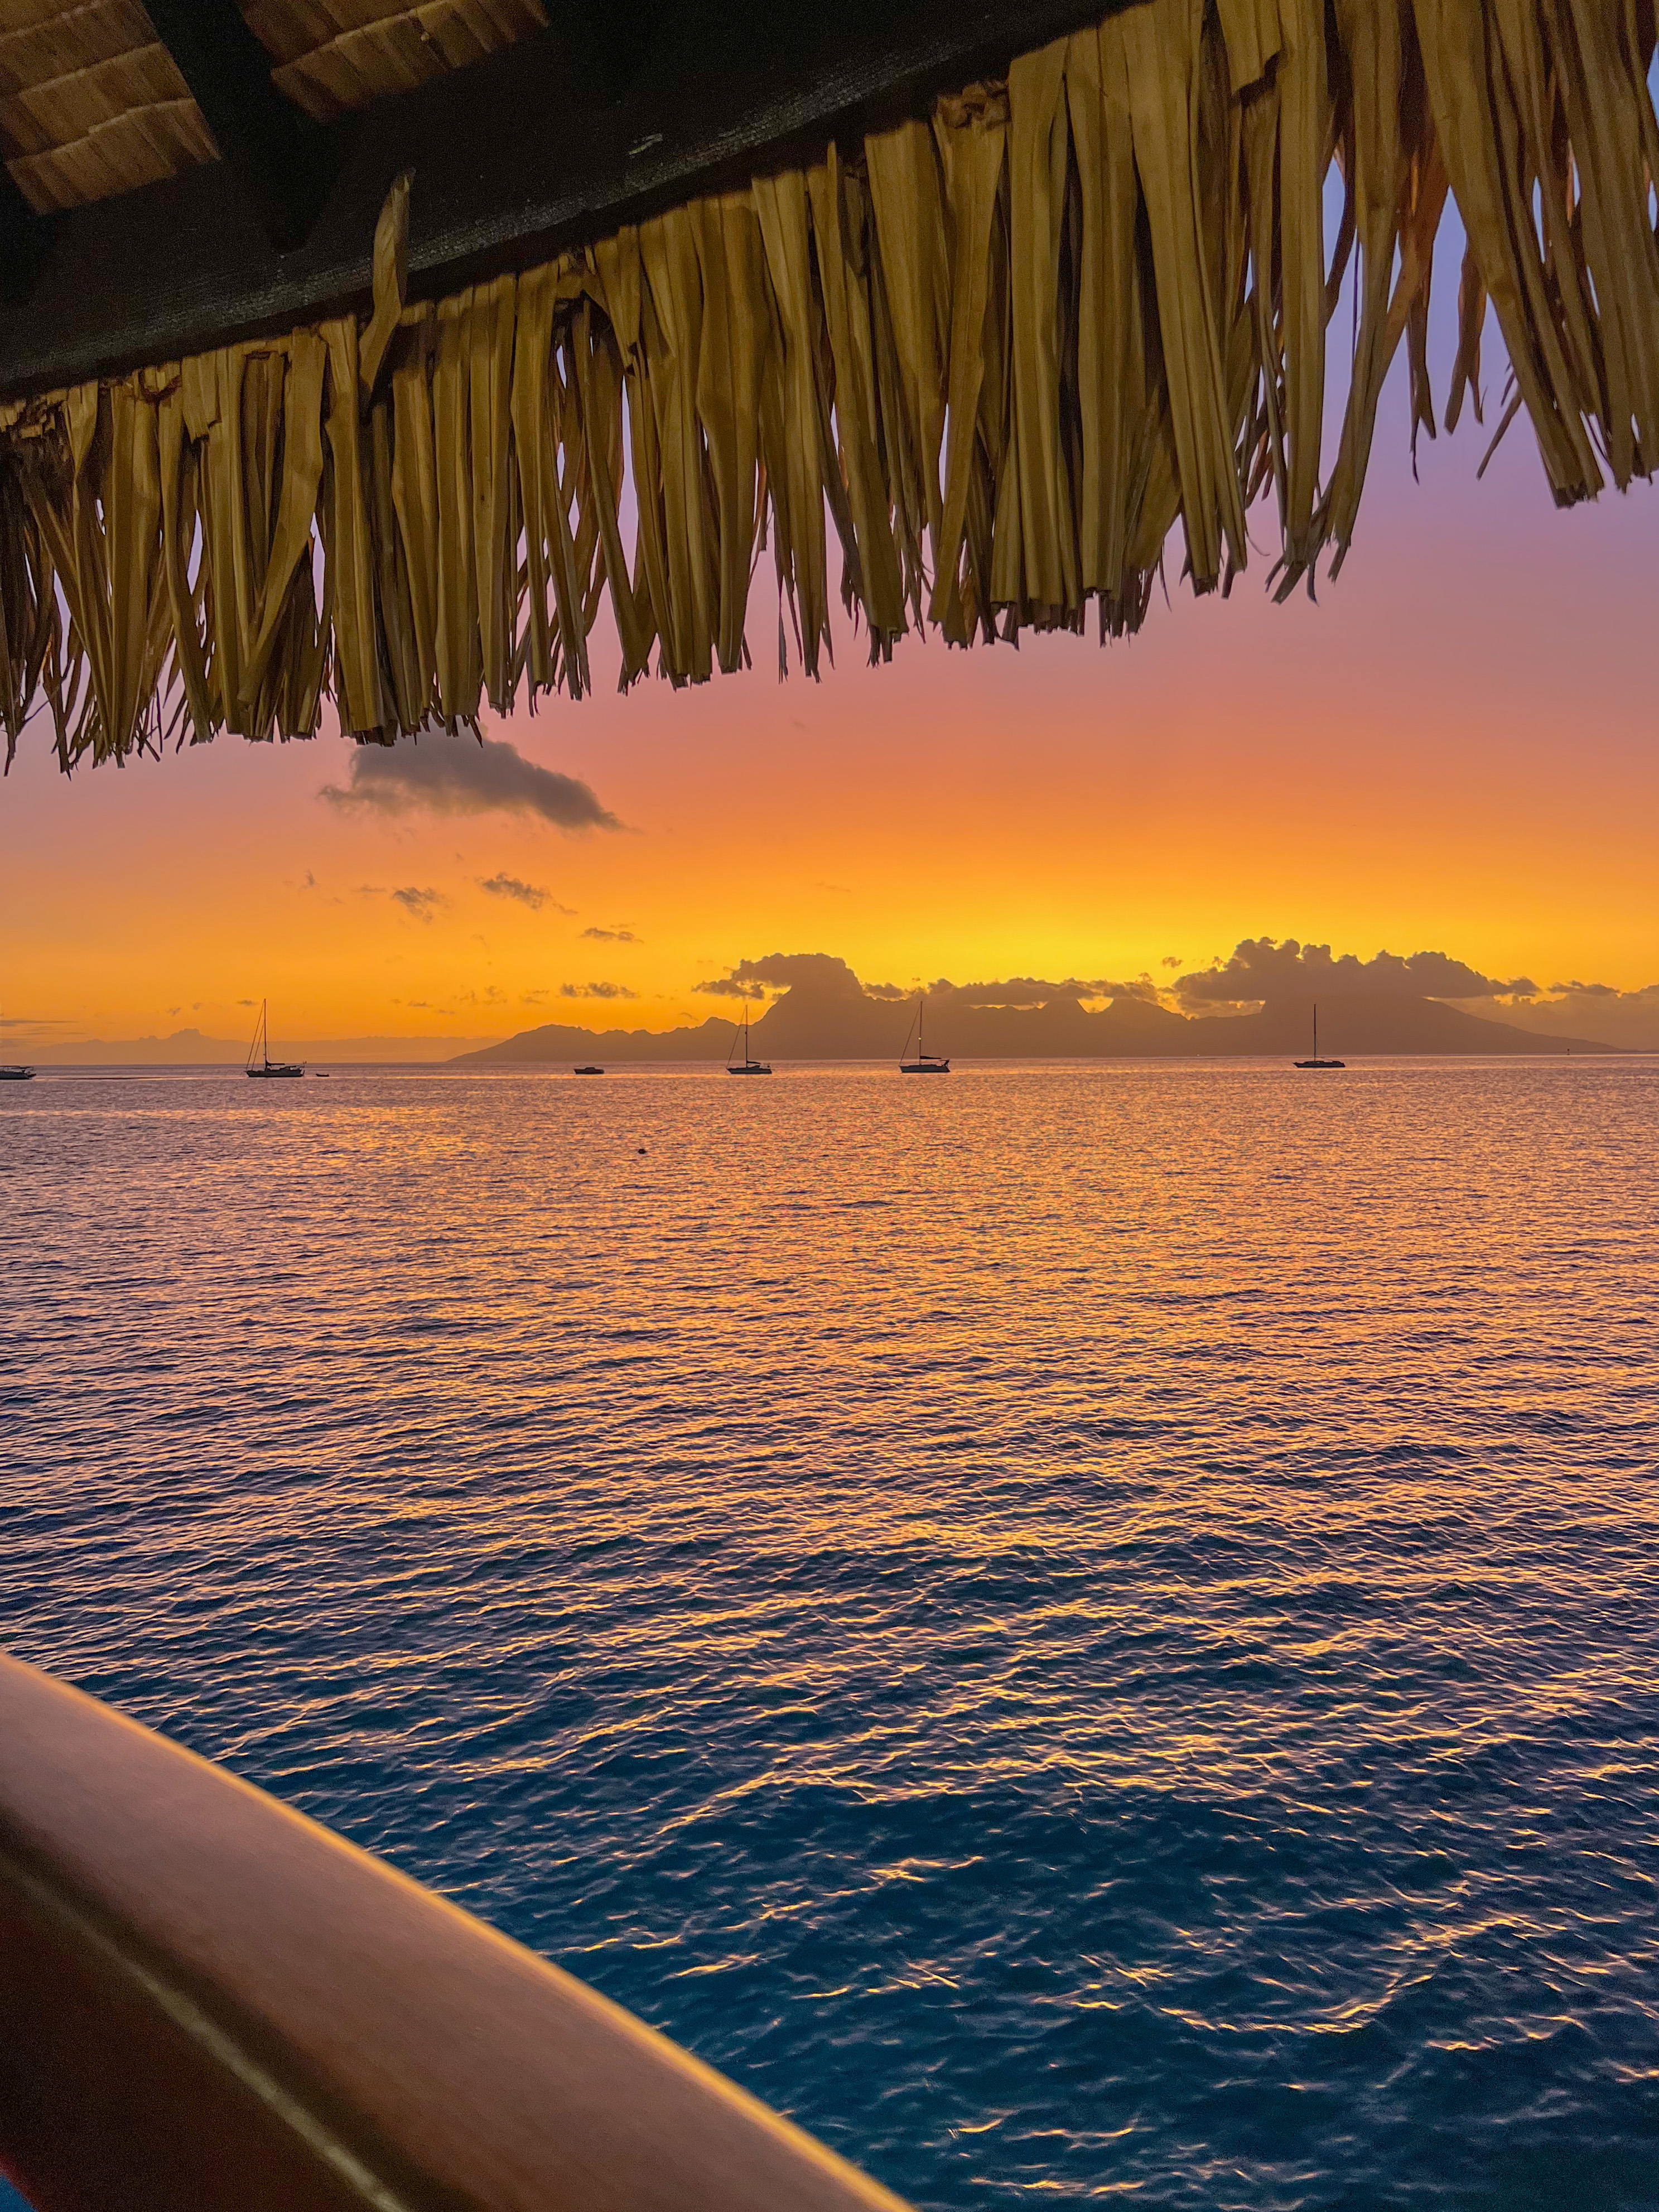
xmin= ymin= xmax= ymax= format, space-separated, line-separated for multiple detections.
xmin=452 ymin=951 xmax=1615 ymax=1063
xmin=23 ymin=947 xmax=1634 ymax=1064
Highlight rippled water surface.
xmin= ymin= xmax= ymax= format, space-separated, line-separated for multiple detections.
xmin=3 ymin=1060 xmax=1657 ymax=2210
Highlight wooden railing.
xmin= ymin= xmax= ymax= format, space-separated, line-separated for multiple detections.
xmin=0 ymin=1654 xmax=912 ymax=2212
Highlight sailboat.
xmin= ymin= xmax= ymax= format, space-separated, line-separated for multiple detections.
xmin=725 ymin=1005 xmax=771 ymax=1076
xmin=1294 ymin=1003 xmax=1344 ymax=1069
xmin=0 ymin=1003 xmax=34 ymax=1080
xmin=900 ymin=996 xmax=950 ymax=1074
xmin=245 ymin=1000 xmax=305 ymax=1079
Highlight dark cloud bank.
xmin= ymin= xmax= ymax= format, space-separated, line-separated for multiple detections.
xmin=455 ymin=940 xmax=1640 ymax=1063
xmin=1172 ymin=938 xmax=1536 ymax=1007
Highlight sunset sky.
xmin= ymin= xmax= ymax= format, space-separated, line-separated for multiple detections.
xmin=3 ymin=263 xmax=1655 ymax=1052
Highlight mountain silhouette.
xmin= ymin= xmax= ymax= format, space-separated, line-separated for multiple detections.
xmin=453 ymin=972 xmax=1615 ymax=1062
xmin=1192 ymin=991 xmax=1598 ymax=1057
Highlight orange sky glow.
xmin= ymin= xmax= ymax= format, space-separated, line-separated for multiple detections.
xmin=3 ymin=291 xmax=1656 ymax=1049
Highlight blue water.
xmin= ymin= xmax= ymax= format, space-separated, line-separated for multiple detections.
xmin=3 ymin=1060 xmax=1657 ymax=2209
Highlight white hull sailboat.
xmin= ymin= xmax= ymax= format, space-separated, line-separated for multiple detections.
xmin=726 ymin=1006 xmax=771 ymax=1075
xmin=899 ymin=996 xmax=949 ymax=1074
xmin=245 ymin=1000 xmax=305 ymax=1079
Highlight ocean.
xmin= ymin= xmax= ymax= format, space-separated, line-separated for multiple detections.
xmin=3 ymin=1059 xmax=1656 ymax=2210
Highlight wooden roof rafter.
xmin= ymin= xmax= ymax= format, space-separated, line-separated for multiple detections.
xmin=138 ymin=0 xmax=344 ymax=250
xmin=0 ymin=161 xmax=39 ymax=303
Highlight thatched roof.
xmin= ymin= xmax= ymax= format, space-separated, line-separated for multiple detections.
xmin=0 ymin=2 xmax=545 ymax=214
xmin=0 ymin=0 xmax=1653 ymax=774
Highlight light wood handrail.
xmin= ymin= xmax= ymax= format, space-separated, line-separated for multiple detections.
xmin=0 ymin=1653 xmax=912 ymax=2212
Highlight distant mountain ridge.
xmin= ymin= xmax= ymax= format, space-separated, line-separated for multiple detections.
xmin=452 ymin=985 xmax=1615 ymax=1063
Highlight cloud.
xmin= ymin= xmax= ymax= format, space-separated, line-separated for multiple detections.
xmin=1174 ymin=938 xmax=1537 ymax=1006
xmin=321 ymin=733 xmax=620 ymax=830
xmin=1487 ymin=979 xmax=1659 ymax=1049
xmin=560 ymin=981 xmax=638 ymax=1000
xmin=1161 ymin=955 xmax=1183 ymax=969
xmin=695 ymin=952 xmax=867 ymax=999
xmin=478 ymin=874 xmax=571 ymax=912
xmin=390 ymin=886 xmax=446 ymax=923
xmin=932 ymin=975 xmax=1157 ymax=1007
xmin=689 ymin=953 xmax=1154 ymax=1008
xmin=696 ymin=976 xmax=771 ymax=1000
xmin=582 ymin=926 xmax=639 ymax=943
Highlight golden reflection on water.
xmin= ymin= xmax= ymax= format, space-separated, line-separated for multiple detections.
xmin=3 ymin=1058 xmax=1658 ymax=2208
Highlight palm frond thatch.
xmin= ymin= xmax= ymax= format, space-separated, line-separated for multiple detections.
xmin=1 ymin=0 xmax=1654 ymax=772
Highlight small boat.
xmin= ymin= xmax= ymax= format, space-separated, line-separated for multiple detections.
xmin=725 ymin=1007 xmax=771 ymax=1076
xmin=899 ymin=995 xmax=950 ymax=1074
xmin=574 ymin=1064 xmax=604 ymax=1076
xmin=245 ymin=1000 xmax=305 ymax=1079
xmin=1295 ymin=1003 xmax=1344 ymax=1069
xmin=1 ymin=1002 xmax=35 ymax=1078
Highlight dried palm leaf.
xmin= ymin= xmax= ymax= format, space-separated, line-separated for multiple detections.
xmin=1 ymin=0 xmax=1653 ymax=768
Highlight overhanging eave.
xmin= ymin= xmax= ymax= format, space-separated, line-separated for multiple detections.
xmin=0 ymin=0 xmax=1117 ymax=398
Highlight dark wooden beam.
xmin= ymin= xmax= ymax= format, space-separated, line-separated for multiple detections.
xmin=0 ymin=162 xmax=44 ymax=305
xmin=0 ymin=0 xmax=1121 ymax=396
xmin=140 ymin=0 xmax=344 ymax=250
xmin=544 ymin=0 xmax=673 ymax=99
